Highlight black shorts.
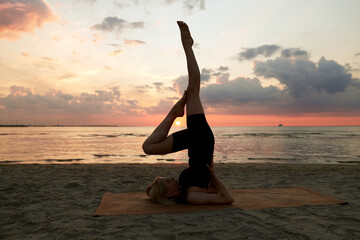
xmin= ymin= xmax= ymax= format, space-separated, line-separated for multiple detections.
xmin=172 ymin=114 xmax=215 ymax=167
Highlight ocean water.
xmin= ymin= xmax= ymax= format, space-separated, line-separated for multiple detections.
xmin=0 ymin=126 xmax=359 ymax=164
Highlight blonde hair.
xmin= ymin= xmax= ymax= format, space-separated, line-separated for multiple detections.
xmin=146 ymin=177 xmax=176 ymax=205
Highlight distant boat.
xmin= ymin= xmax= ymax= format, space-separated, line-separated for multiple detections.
xmin=278 ymin=124 xmax=283 ymax=127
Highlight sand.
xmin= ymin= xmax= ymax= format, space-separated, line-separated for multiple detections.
xmin=0 ymin=163 xmax=359 ymax=240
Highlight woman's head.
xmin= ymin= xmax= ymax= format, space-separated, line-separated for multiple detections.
xmin=146 ymin=176 xmax=180 ymax=205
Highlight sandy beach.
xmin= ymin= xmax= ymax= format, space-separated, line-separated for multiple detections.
xmin=1 ymin=163 xmax=359 ymax=239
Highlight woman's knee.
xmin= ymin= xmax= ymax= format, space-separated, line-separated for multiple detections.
xmin=142 ymin=142 xmax=153 ymax=155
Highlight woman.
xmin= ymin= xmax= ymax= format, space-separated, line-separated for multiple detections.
xmin=142 ymin=21 xmax=234 ymax=205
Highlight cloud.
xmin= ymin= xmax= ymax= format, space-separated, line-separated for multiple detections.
xmin=167 ymin=52 xmax=360 ymax=116
xmin=355 ymin=52 xmax=360 ymax=57
xmin=91 ymin=17 xmax=144 ymax=33
xmin=146 ymin=99 xmax=174 ymax=115
xmin=0 ymin=86 xmax=144 ymax=116
xmin=114 ymin=0 xmax=206 ymax=14
xmin=217 ymin=66 xmax=229 ymax=72
xmin=254 ymin=56 xmax=353 ymax=98
xmin=281 ymin=48 xmax=309 ymax=59
xmin=238 ymin=44 xmax=280 ymax=61
xmin=201 ymin=68 xmax=212 ymax=81
xmin=124 ymin=39 xmax=146 ymax=46
xmin=135 ymin=84 xmax=152 ymax=94
xmin=172 ymin=66 xmax=230 ymax=94
xmin=201 ymin=77 xmax=280 ymax=105
xmin=199 ymin=75 xmax=360 ymax=116
xmin=181 ymin=0 xmax=205 ymax=14
xmin=75 ymin=0 xmax=97 ymax=4
xmin=108 ymin=49 xmax=123 ymax=56
xmin=153 ymin=82 xmax=164 ymax=92
xmin=41 ymin=57 xmax=57 ymax=61
xmin=172 ymin=75 xmax=188 ymax=94
xmin=107 ymin=43 xmax=121 ymax=47
xmin=0 ymin=0 xmax=57 ymax=40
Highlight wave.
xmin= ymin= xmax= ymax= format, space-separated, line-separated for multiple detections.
xmin=337 ymin=160 xmax=360 ymax=164
xmin=80 ymin=133 xmax=147 ymax=138
xmin=94 ymin=154 xmax=117 ymax=158
xmin=221 ymin=132 xmax=326 ymax=138
xmin=0 ymin=133 xmax=48 ymax=136
xmin=43 ymin=158 xmax=84 ymax=162
xmin=156 ymin=158 xmax=176 ymax=162
xmin=0 ymin=160 xmax=24 ymax=163
xmin=247 ymin=157 xmax=301 ymax=162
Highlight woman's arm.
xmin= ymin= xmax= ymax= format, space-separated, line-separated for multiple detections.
xmin=186 ymin=164 xmax=234 ymax=205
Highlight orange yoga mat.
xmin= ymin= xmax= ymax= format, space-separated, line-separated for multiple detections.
xmin=93 ymin=186 xmax=347 ymax=216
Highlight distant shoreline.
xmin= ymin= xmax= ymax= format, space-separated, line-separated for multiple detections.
xmin=0 ymin=125 xmax=359 ymax=128
xmin=0 ymin=125 xmax=119 ymax=127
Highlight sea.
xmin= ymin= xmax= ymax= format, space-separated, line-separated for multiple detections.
xmin=0 ymin=126 xmax=359 ymax=165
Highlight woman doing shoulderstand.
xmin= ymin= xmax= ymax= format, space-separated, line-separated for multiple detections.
xmin=142 ymin=21 xmax=234 ymax=205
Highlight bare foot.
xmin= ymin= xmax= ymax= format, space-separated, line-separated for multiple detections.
xmin=177 ymin=21 xmax=194 ymax=48
xmin=170 ymin=91 xmax=187 ymax=118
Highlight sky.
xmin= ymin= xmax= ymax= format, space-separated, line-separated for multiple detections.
xmin=0 ymin=0 xmax=360 ymax=126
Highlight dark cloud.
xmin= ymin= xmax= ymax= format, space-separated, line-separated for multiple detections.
xmin=281 ymin=48 xmax=309 ymax=59
xmin=181 ymin=0 xmax=205 ymax=14
xmin=254 ymin=56 xmax=353 ymax=98
xmin=217 ymin=66 xmax=229 ymax=71
xmin=164 ymin=51 xmax=360 ymax=116
xmin=172 ymin=75 xmax=188 ymax=94
xmin=91 ymin=17 xmax=144 ymax=33
xmin=135 ymin=85 xmax=152 ymax=94
xmin=199 ymin=75 xmax=360 ymax=115
xmin=355 ymin=52 xmax=360 ymax=57
xmin=153 ymin=82 xmax=164 ymax=92
xmin=215 ymin=73 xmax=230 ymax=84
xmin=201 ymin=68 xmax=212 ymax=81
xmin=238 ymin=44 xmax=280 ymax=61
xmin=193 ymin=53 xmax=360 ymax=115
xmin=173 ymin=66 xmax=230 ymax=93
xmin=201 ymin=77 xmax=280 ymax=105
xmin=0 ymin=0 xmax=57 ymax=40
xmin=213 ymin=66 xmax=229 ymax=78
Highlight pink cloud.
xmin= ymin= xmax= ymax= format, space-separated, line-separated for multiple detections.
xmin=108 ymin=49 xmax=123 ymax=56
xmin=0 ymin=0 xmax=57 ymax=40
xmin=124 ymin=39 xmax=146 ymax=46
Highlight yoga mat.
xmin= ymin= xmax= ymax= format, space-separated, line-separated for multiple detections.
xmin=93 ymin=186 xmax=347 ymax=216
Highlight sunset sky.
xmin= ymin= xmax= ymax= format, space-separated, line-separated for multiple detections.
xmin=0 ymin=0 xmax=359 ymax=126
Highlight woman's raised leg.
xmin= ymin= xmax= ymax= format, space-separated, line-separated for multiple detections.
xmin=142 ymin=92 xmax=187 ymax=155
xmin=177 ymin=21 xmax=204 ymax=116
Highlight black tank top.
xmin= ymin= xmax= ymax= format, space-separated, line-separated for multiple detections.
xmin=178 ymin=166 xmax=210 ymax=202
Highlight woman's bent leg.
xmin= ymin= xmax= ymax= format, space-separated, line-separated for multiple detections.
xmin=142 ymin=92 xmax=187 ymax=155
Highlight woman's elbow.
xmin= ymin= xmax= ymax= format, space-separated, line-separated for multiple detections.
xmin=225 ymin=196 xmax=234 ymax=204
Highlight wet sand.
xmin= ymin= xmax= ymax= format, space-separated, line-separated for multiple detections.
xmin=1 ymin=163 xmax=359 ymax=239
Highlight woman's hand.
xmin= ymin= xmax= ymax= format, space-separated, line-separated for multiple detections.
xmin=206 ymin=157 xmax=219 ymax=193
xmin=206 ymin=164 xmax=215 ymax=177
xmin=187 ymin=157 xmax=234 ymax=205
xmin=206 ymin=156 xmax=215 ymax=176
